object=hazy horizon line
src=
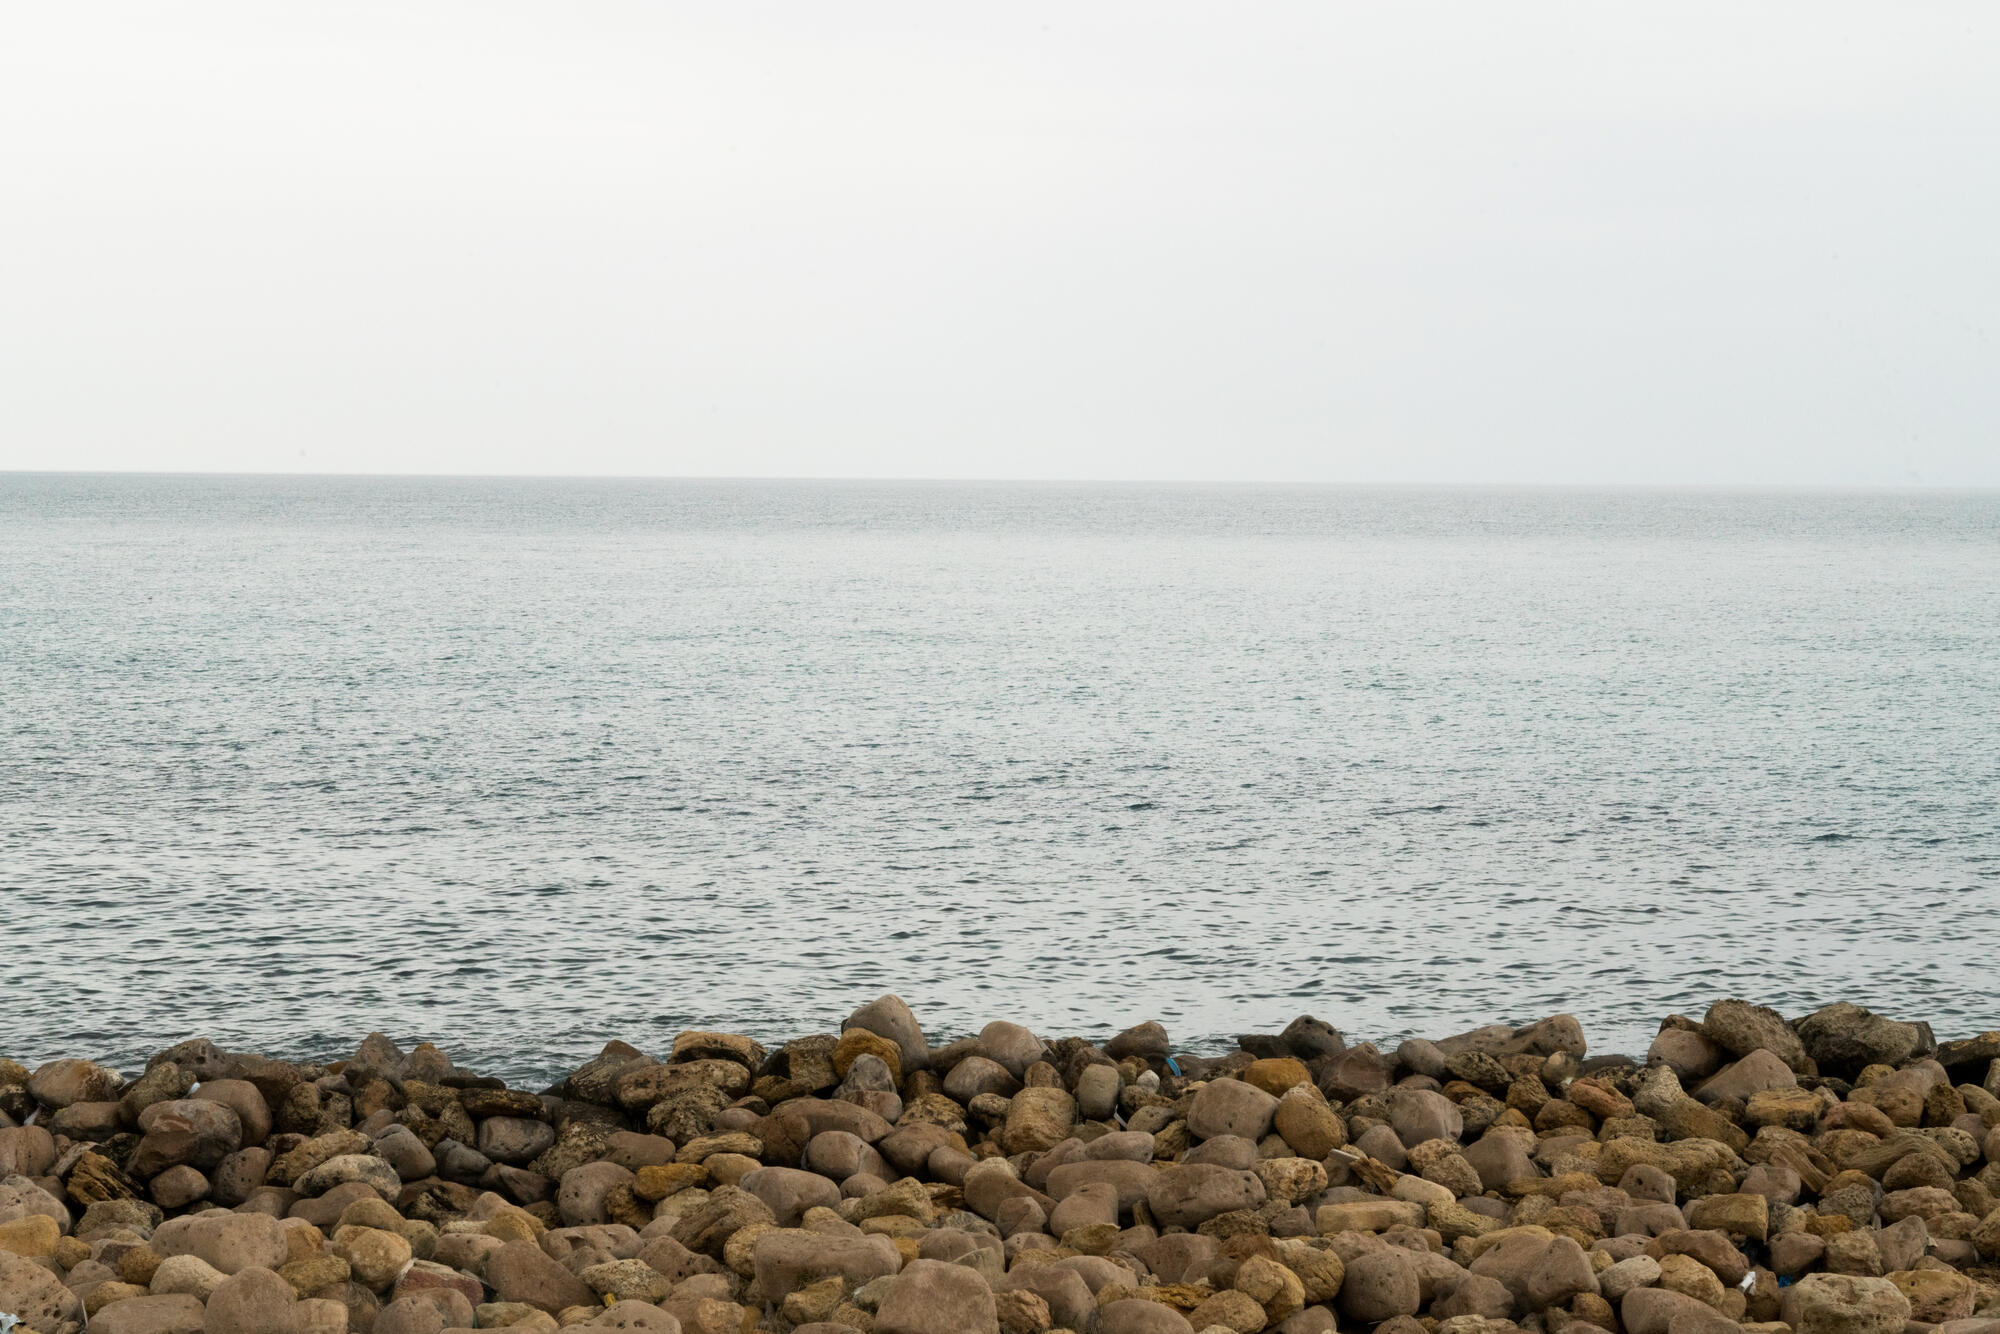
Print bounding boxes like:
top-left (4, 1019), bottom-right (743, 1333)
top-left (7, 468), bottom-right (1996, 494)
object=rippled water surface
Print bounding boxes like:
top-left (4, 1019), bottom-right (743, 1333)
top-left (2, 475), bottom-right (1997, 1082)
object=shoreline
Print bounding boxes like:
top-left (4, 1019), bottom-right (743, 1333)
top-left (4, 995), bottom-right (1999, 1334)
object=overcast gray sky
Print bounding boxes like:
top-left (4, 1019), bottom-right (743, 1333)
top-left (4, 3), bottom-right (1996, 484)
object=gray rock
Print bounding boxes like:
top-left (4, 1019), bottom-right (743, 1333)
top-left (1796, 1003), bottom-right (1928, 1075)
top-left (1699, 999), bottom-right (1809, 1073)
top-left (0, 1248), bottom-right (87, 1332)
top-left (477, 1116), bottom-right (556, 1166)
top-left (130, 1098), bottom-right (244, 1177)
top-left (1186, 1079), bottom-right (1279, 1142)
top-left (874, 1257), bottom-right (998, 1334)
top-left (1338, 1248), bottom-right (1420, 1322)
top-left (294, 1153), bottom-right (401, 1200)
top-left (751, 1228), bottom-right (901, 1303)
top-left (1144, 1162), bottom-right (1265, 1229)
top-left (1386, 1086), bottom-right (1463, 1147)
top-left (740, 1165), bottom-right (840, 1225)
top-left (976, 1022), bottom-right (1044, 1079)
top-left (1279, 1015), bottom-right (1345, 1060)
top-left (943, 1057), bottom-right (1020, 1103)
top-left (845, 995), bottom-right (930, 1074)
top-left (1075, 1064), bottom-right (1120, 1121)
top-left (1104, 1022), bottom-right (1170, 1064)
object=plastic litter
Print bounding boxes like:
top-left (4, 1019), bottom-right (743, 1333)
top-left (1739, 1272), bottom-right (1757, 1292)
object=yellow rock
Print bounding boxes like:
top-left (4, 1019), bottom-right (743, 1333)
top-left (85, 1281), bottom-right (152, 1316)
top-left (634, 1162), bottom-right (710, 1201)
top-left (1243, 1058), bottom-right (1311, 1096)
top-left (832, 1029), bottom-right (903, 1083)
top-left (675, 1132), bottom-right (764, 1164)
top-left (483, 1207), bottom-right (545, 1242)
top-left (0, 1214), bottom-right (61, 1258)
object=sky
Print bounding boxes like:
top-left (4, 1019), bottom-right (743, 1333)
top-left (3, 3), bottom-right (1996, 485)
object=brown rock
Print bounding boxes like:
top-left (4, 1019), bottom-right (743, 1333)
top-left (994, 1287), bottom-right (1053, 1334)
top-left (1797, 1004), bottom-right (1928, 1076)
top-left (751, 1228), bottom-right (901, 1302)
top-left (1313, 1046), bottom-right (1393, 1101)
top-left (1781, 1273), bottom-right (1913, 1334)
top-left (845, 994), bottom-right (930, 1074)
top-left (331, 1224), bottom-right (413, 1290)
top-left (1620, 1287), bottom-right (1739, 1334)
top-left (26, 1057), bottom-right (123, 1108)
top-left (1096, 1297), bottom-right (1196, 1333)
top-left (995, 1265), bottom-right (1095, 1328)
top-left (151, 1211), bottom-right (290, 1275)
top-left (205, 1265), bottom-right (301, 1334)
top-left (1273, 1086), bottom-right (1344, 1159)
top-left (0, 1247), bottom-right (87, 1331)
top-left (1686, 1193), bottom-right (1769, 1241)
top-left (1235, 1251), bottom-right (1306, 1323)
top-left (0, 1126), bottom-right (58, 1179)
top-left (1338, 1247), bottom-right (1420, 1322)
top-left (1187, 1079), bottom-right (1280, 1142)
top-left (1001, 1087), bottom-right (1076, 1154)
top-left (89, 1294), bottom-right (208, 1334)
top-left (1700, 1000), bottom-right (1810, 1073)
top-left (1887, 1267), bottom-right (1976, 1323)
top-left (1186, 1287), bottom-right (1267, 1332)
top-left (875, 1257), bottom-right (998, 1334)
top-left (833, 1028), bottom-right (904, 1084)
top-left (1148, 1163), bottom-right (1266, 1229)
top-left (486, 1238), bottom-right (597, 1313)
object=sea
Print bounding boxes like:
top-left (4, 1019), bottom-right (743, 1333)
top-left (2, 474), bottom-right (1996, 1084)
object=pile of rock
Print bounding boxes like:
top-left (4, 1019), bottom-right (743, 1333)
top-left (5, 996), bottom-right (2000, 1334)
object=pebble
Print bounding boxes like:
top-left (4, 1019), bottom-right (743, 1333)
top-left (2, 997), bottom-right (2000, 1333)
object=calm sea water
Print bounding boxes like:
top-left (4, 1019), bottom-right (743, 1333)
top-left (2, 474), bottom-right (1996, 1083)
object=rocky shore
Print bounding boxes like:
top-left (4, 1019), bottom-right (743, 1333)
top-left (4, 999), bottom-right (2000, 1334)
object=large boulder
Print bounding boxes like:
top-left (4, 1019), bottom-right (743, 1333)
top-left (151, 1211), bottom-right (290, 1275)
top-left (976, 1023), bottom-right (1044, 1080)
top-left (0, 1127), bottom-right (57, 1179)
top-left (994, 1265), bottom-right (1095, 1330)
top-left (90, 1294), bottom-right (208, 1334)
top-left (0, 1177), bottom-right (69, 1233)
top-left (1000, 1088), bottom-right (1075, 1154)
top-left (845, 995), bottom-right (929, 1074)
top-left (739, 1166), bottom-right (841, 1226)
top-left (751, 1229), bottom-right (900, 1303)
top-left (25, 1058), bottom-right (123, 1108)
top-left (130, 1099), bottom-right (245, 1177)
top-left (1386, 1086), bottom-right (1463, 1147)
top-left (293, 1154), bottom-right (400, 1200)
top-left (1691, 1049), bottom-right (1796, 1106)
top-left (1186, 1078), bottom-right (1279, 1142)
top-left (1145, 1163), bottom-right (1265, 1230)
top-left (1796, 1004), bottom-right (1929, 1075)
top-left (487, 1238), bottom-right (598, 1313)
top-left (1783, 1274), bottom-right (1914, 1334)
top-left (873, 1258), bottom-right (998, 1334)
top-left (1699, 1000), bottom-right (1809, 1073)
top-left (205, 1265), bottom-right (301, 1334)
top-left (1338, 1248), bottom-right (1420, 1323)
top-left (0, 1247), bottom-right (87, 1332)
